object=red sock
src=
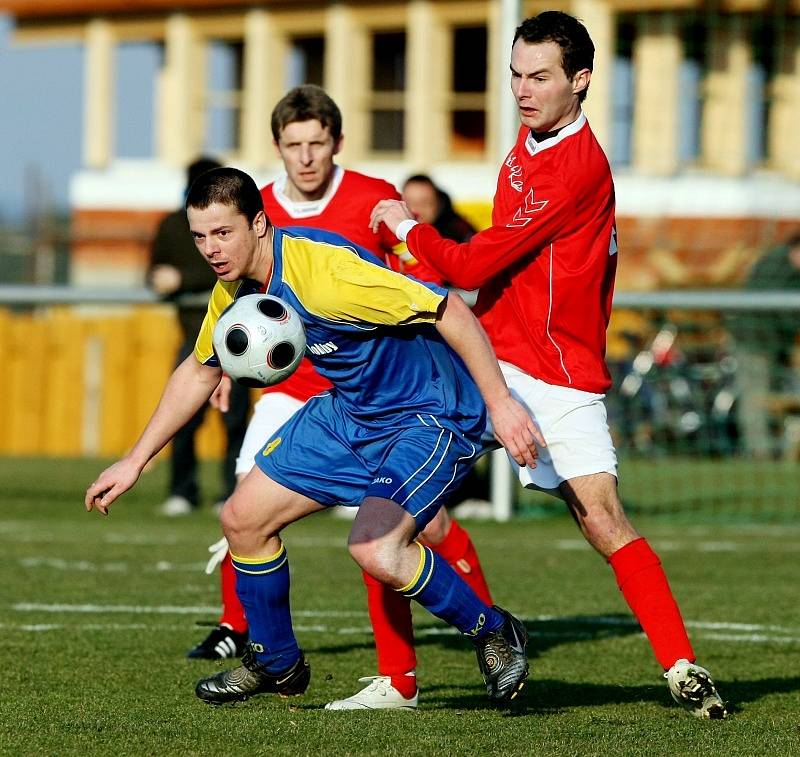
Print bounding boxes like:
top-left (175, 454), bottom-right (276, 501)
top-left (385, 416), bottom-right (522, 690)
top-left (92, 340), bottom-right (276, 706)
top-left (429, 519), bottom-right (493, 606)
top-left (389, 672), bottom-right (418, 700)
top-left (609, 537), bottom-right (695, 669)
top-left (219, 551), bottom-right (248, 633)
top-left (362, 570), bottom-right (417, 691)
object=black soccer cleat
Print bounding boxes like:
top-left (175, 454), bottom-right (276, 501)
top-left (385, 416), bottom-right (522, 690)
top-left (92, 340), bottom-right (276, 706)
top-left (473, 606), bottom-right (529, 704)
top-left (195, 644), bottom-right (311, 704)
top-left (186, 625), bottom-right (248, 660)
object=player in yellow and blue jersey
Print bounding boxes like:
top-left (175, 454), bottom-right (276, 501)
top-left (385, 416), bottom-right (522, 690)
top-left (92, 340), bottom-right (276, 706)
top-left (85, 167), bottom-right (543, 707)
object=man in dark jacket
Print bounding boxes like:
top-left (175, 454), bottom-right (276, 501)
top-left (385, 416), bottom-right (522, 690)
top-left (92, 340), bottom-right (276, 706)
top-left (148, 157), bottom-right (250, 515)
top-left (728, 234), bottom-right (800, 458)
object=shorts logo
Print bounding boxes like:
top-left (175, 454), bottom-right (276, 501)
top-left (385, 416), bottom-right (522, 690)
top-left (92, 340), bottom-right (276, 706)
top-left (262, 437), bottom-right (282, 456)
top-left (372, 476), bottom-right (393, 485)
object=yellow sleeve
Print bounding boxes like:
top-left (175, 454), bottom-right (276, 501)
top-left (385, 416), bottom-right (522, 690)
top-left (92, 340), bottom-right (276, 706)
top-left (193, 281), bottom-right (240, 364)
top-left (282, 237), bottom-right (444, 326)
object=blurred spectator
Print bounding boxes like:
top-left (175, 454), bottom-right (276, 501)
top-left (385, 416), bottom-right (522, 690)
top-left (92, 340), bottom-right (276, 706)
top-left (402, 174), bottom-right (476, 244)
top-left (729, 233), bottom-right (800, 459)
top-left (402, 174), bottom-right (490, 511)
top-left (147, 157), bottom-right (251, 515)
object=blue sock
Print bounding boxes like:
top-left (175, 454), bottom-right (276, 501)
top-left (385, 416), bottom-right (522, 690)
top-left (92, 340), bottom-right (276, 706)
top-left (231, 543), bottom-right (300, 672)
top-left (398, 543), bottom-right (502, 639)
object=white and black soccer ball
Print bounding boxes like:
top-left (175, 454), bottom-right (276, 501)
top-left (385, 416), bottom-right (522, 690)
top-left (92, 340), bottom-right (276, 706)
top-left (212, 294), bottom-right (306, 388)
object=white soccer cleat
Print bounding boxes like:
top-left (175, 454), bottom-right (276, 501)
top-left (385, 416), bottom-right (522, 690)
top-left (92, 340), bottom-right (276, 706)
top-left (324, 676), bottom-right (418, 710)
top-left (665, 659), bottom-right (728, 719)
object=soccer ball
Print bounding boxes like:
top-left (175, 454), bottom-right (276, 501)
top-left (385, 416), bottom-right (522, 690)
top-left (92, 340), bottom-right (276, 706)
top-left (212, 294), bottom-right (306, 388)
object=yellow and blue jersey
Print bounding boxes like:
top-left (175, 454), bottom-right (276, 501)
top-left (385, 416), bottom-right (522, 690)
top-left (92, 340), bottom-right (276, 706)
top-left (195, 225), bottom-right (485, 438)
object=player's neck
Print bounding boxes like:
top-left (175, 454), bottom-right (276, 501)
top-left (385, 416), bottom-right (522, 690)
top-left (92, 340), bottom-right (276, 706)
top-left (283, 174), bottom-right (336, 203)
top-left (530, 107), bottom-right (583, 141)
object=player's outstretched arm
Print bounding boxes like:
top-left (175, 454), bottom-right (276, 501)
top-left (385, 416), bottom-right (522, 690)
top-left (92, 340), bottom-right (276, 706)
top-left (84, 354), bottom-right (222, 515)
top-left (434, 293), bottom-right (544, 468)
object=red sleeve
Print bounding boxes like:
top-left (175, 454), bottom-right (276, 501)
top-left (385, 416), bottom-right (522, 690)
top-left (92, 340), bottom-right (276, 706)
top-left (405, 175), bottom-right (575, 291)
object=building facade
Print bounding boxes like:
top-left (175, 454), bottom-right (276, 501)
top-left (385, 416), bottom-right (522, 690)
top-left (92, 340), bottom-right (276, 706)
top-left (3, 0), bottom-right (800, 289)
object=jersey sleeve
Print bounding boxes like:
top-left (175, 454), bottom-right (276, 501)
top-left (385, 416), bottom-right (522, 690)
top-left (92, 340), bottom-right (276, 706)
top-left (405, 173), bottom-right (576, 291)
top-left (293, 250), bottom-right (446, 327)
top-left (193, 281), bottom-right (237, 365)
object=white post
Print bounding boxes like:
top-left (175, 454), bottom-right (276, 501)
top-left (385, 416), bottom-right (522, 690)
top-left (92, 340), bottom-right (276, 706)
top-left (497, 0), bottom-right (521, 160)
top-left (489, 447), bottom-right (514, 522)
top-left (488, 0), bottom-right (520, 521)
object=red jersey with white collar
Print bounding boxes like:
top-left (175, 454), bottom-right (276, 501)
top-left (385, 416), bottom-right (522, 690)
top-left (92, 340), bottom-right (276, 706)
top-left (261, 167), bottom-right (440, 401)
top-left (406, 114), bottom-right (617, 393)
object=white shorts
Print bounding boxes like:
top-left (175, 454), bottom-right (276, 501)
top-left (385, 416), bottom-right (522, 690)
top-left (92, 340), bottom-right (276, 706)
top-left (235, 392), bottom-right (306, 476)
top-left (491, 361), bottom-right (618, 492)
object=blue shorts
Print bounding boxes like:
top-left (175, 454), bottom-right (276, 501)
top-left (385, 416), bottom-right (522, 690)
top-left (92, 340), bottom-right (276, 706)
top-left (255, 393), bottom-right (479, 531)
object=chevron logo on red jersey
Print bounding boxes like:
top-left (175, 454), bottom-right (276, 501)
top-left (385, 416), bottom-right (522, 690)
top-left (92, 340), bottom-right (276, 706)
top-left (507, 188), bottom-right (549, 228)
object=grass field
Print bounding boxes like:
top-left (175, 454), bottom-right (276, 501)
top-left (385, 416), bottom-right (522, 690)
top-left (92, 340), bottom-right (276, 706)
top-left (1, 457), bottom-right (799, 756)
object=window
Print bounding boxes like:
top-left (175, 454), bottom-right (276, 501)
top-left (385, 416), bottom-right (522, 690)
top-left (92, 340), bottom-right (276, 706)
top-left (204, 40), bottom-right (243, 154)
top-left (286, 35), bottom-right (325, 89)
top-left (611, 17), bottom-right (635, 167)
top-left (450, 25), bottom-right (487, 157)
top-left (678, 13), bottom-right (706, 165)
top-left (747, 16), bottom-right (775, 167)
top-left (115, 42), bottom-right (159, 157)
top-left (369, 31), bottom-right (405, 152)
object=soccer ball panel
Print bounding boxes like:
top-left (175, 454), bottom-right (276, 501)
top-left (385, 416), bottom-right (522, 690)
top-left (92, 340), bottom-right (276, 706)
top-left (212, 294), bottom-right (306, 387)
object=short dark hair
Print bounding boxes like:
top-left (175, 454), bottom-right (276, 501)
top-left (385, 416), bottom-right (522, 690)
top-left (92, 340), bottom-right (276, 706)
top-left (271, 84), bottom-right (343, 142)
top-left (185, 167), bottom-right (265, 225)
top-left (403, 174), bottom-right (437, 191)
top-left (513, 11), bottom-right (594, 101)
top-left (186, 156), bottom-right (222, 190)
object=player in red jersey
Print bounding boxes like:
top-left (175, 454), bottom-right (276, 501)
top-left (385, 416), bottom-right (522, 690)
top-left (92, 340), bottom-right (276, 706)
top-left (370, 11), bottom-right (728, 720)
top-left (189, 85), bottom-right (494, 711)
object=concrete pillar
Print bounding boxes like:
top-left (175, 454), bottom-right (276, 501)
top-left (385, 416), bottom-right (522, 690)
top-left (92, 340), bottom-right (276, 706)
top-left (158, 13), bottom-right (204, 166)
top-left (631, 14), bottom-right (682, 175)
top-left (769, 27), bottom-right (800, 179)
top-left (83, 18), bottom-right (115, 168)
top-left (241, 9), bottom-right (285, 167)
top-left (571, 0), bottom-right (613, 153)
top-left (406, 1), bottom-right (448, 168)
top-left (701, 18), bottom-right (750, 176)
top-left (324, 3), bottom-right (368, 160)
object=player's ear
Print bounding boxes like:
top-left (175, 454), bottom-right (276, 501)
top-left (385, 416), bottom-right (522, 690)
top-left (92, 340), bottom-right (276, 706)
top-left (333, 133), bottom-right (344, 156)
top-left (573, 68), bottom-right (591, 97)
top-left (253, 210), bottom-right (269, 237)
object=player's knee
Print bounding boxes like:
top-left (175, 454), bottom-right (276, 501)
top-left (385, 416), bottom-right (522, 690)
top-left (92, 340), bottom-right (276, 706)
top-left (419, 510), bottom-right (449, 545)
top-left (348, 535), bottom-right (398, 584)
top-left (219, 494), bottom-right (269, 541)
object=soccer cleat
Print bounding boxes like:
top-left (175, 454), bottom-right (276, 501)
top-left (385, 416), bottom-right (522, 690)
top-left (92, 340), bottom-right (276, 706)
top-left (665, 659), bottom-right (728, 719)
top-left (324, 676), bottom-right (418, 711)
top-left (186, 624), bottom-right (248, 660)
top-left (195, 644), bottom-right (310, 704)
top-left (473, 606), bottom-right (529, 704)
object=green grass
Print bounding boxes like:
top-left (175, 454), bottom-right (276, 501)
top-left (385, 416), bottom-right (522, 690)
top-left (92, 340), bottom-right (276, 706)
top-left (1, 457), bottom-right (799, 755)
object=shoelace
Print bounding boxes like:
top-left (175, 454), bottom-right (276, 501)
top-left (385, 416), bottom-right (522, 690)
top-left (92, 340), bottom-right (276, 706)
top-left (359, 676), bottom-right (393, 696)
top-left (484, 629), bottom-right (516, 666)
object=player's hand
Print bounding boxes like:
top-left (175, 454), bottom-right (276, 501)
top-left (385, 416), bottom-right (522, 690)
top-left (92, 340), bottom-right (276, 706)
top-left (369, 199), bottom-right (415, 236)
top-left (487, 394), bottom-right (545, 468)
top-left (84, 459), bottom-right (142, 516)
top-left (210, 374), bottom-right (233, 412)
top-left (150, 264), bottom-right (182, 296)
